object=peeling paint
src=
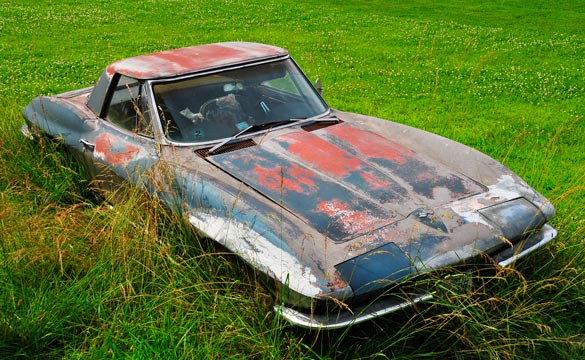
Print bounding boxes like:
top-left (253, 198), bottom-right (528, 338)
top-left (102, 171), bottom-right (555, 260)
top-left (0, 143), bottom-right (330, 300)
top-left (448, 174), bottom-right (536, 226)
top-left (22, 42), bottom-right (558, 329)
top-left (323, 122), bottom-right (412, 165)
top-left (107, 42), bottom-right (288, 79)
top-left (321, 123), bottom-right (485, 203)
top-left (210, 145), bottom-right (397, 242)
top-left (188, 213), bottom-right (323, 297)
top-left (279, 131), bottom-right (363, 177)
top-left (316, 198), bottom-right (383, 235)
top-left (93, 133), bottom-right (142, 166)
top-left (254, 162), bottom-right (317, 194)
top-left (275, 130), bottom-right (407, 202)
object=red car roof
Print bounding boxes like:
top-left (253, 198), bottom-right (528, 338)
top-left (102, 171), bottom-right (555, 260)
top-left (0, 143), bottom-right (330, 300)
top-left (106, 42), bottom-right (288, 79)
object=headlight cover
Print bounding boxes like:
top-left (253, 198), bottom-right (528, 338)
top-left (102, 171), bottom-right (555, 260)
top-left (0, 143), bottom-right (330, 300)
top-left (479, 197), bottom-right (547, 243)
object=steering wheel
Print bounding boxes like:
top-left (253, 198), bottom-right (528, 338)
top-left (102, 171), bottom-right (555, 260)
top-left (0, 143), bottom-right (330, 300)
top-left (199, 97), bottom-right (219, 119)
top-left (199, 94), bottom-right (251, 121)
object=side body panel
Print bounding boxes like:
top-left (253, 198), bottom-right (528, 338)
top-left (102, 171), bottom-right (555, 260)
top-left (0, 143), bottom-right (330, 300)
top-left (23, 87), bottom-right (159, 190)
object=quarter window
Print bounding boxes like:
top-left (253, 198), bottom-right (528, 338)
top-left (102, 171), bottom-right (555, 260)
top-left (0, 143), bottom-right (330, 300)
top-left (106, 75), bottom-right (154, 137)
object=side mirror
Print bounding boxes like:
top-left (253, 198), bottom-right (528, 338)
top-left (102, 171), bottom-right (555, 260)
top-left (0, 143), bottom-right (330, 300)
top-left (314, 77), bottom-right (323, 96)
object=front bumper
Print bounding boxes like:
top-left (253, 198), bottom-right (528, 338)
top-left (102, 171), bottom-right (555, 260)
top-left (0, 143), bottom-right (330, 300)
top-left (276, 223), bottom-right (557, 329)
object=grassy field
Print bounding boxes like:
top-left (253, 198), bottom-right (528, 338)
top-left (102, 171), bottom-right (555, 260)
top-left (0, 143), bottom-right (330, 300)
top-left (1, 0), bottom-right (583, 358)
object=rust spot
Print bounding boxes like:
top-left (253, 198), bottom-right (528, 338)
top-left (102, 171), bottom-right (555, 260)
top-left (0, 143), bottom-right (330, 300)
top-left (327, 271), bottom-right (349, 290)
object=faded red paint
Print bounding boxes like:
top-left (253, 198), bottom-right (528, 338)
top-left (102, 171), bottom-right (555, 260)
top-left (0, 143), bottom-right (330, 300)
top-left (324, 123), bottom-right (413, 165)
top-left (415, 172), bottom-right (436, 182)
top-left (254, 162), bottom-right (316, 194)
top-left (106, 42), bottom-right (287, 79)
top-left (94, 133), bottom-right (140, 165)
top-left (276, 130), bottom-right (407, 199)
top-left (317, 199), bottom-right (384, 235)
top-left (359, 170), bottom-right (393, 190)
top-left (279, 131), bottom-right (362, 177)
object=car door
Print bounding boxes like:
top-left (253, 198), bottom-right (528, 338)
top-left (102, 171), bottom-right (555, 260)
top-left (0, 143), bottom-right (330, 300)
top-left (78, 75), bottom-right (160, 192)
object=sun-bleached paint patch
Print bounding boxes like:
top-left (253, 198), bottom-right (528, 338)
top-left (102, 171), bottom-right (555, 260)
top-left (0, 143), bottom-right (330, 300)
top-left (448, 174), bottom-right (528, 226)
top-left (188, 213), bottom-right (323, 297)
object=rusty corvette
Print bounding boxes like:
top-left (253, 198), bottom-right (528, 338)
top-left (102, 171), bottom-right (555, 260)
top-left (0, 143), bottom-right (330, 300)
top-left (22, 42), bottom-right (557, 329)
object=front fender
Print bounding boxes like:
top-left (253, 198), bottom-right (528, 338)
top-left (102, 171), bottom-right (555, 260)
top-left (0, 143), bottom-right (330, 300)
top-left (154, 165), bottom-right (352, 303)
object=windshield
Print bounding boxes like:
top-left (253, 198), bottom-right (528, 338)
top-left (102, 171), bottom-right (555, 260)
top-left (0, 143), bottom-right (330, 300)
top-left (152, 58), bottom-right (329, 143)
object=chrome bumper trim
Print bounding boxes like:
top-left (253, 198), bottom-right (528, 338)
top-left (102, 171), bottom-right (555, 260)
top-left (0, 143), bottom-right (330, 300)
top-left (276, 223), bottom-right (557, 329)
top-left (496, 223), bottom-right (557, 267)
top-left (275, 293), bottom-right (432, 330)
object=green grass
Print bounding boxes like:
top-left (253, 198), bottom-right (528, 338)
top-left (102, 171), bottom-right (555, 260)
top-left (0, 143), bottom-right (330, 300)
top-left (1, 0), bottom-right (583, 358)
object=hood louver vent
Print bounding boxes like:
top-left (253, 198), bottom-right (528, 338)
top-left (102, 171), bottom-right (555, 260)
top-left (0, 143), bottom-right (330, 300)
top-left (196, 139), bottom-right (257, 158)
top-left (302, 119), bottom-right (343, 132)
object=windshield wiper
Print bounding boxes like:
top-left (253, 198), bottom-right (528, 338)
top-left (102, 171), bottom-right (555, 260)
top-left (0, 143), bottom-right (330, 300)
top-left (207, 120), bottom-right (292, 155)
top-left (207, 116), bottom-right (338, 155)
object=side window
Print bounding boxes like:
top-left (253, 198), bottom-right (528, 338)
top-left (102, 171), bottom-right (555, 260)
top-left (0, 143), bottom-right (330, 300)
top-left (106, 75), bottom-right (154, 137)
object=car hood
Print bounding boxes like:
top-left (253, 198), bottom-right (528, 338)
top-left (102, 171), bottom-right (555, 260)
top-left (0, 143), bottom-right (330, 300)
top-left (208, 122), bottom-right (487, 243)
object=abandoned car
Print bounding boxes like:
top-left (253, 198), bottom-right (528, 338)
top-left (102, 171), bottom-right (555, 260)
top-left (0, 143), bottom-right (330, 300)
top-left (22, 42), bottom-right (557, 329)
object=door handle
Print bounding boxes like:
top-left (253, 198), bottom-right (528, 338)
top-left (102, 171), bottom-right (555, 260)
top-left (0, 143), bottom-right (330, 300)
top-left (80, 139), bottom-right (95, 152)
